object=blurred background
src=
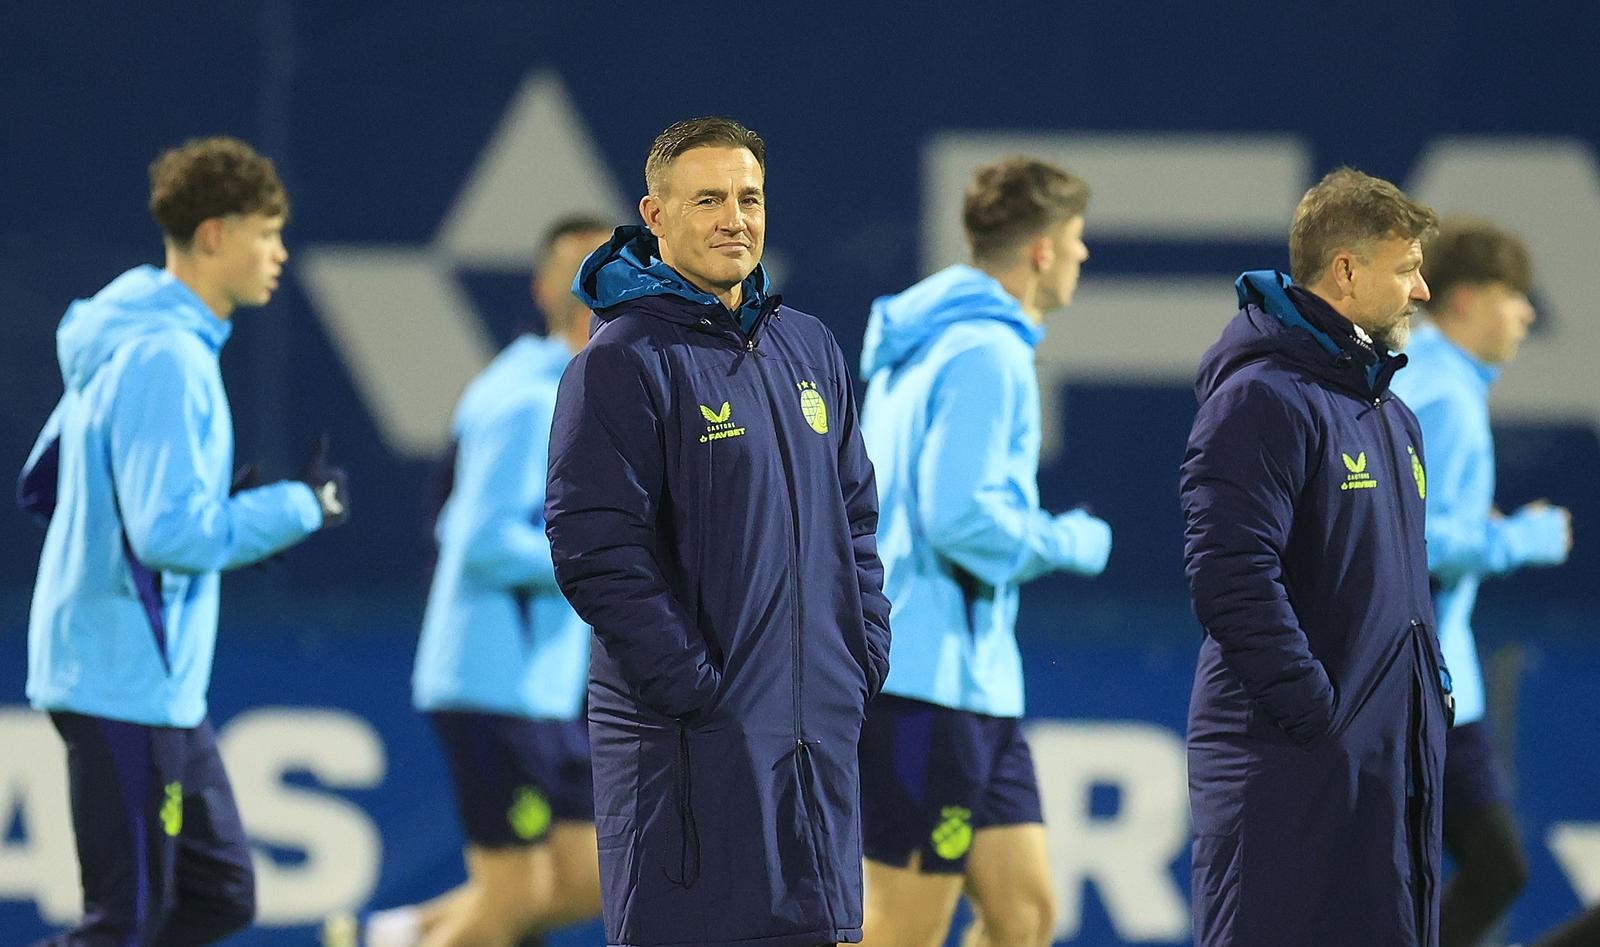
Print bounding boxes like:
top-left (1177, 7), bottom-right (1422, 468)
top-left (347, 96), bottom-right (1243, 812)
top-left (2, 3), bottom-right (1597, 944)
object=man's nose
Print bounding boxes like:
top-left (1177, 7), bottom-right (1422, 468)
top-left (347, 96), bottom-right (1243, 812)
top-left (718, 202), bottom-right (746, 230)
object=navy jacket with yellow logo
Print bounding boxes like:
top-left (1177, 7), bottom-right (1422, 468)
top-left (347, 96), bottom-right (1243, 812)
top-left (1181, 271), bottom-right (1448, 947)
top-left (546, 227), bottom-right (891, 947)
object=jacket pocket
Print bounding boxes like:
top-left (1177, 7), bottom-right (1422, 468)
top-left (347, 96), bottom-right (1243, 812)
top-left (1245, 701), bottom-right (1324, 750)
top-left (662, 722), bottom-right (701, 888)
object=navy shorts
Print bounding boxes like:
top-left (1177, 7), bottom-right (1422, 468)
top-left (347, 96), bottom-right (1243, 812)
top-left (428, 711), bottom-right (594, 848)
top-left (45, 712), bottom-right (255, 946)
top-left (1444, 720), bottom-right (1511, 815)
top-left (858, 694), bottom-right (1042, 874)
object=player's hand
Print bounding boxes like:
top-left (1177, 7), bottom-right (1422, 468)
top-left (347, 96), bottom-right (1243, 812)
top-left (299, 434), bottom-right (350, 529)
top-left (1504, 499), bottom-right (1569, 566)
top-left (1520, 500), bottom-right (1573, 556)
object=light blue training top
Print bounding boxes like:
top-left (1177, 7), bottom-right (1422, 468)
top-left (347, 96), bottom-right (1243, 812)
top-left (860, 265), bottom-right (1112, 718)
top-left (25, 265), bottom-right (323, 727)
top-left (1390, 321), bottom-right (1568, 725)
top-left (412, 333), bottom-right (590, 720)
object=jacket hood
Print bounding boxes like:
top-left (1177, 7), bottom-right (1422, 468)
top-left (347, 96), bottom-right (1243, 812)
top-left (571, 225), bottom-right (772, 328)
top-left (57, 265), bottom-right (229, 390)
top-left (1195, 270), bottom-right (1398, 405)
top-left (860, 265), bottom-right (1042, 378)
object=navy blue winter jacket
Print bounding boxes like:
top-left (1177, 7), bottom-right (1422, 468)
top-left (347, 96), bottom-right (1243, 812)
top-left (545, 227), bottom-right (892, 947)
top-left (1181, 272), bottom-right (1448, 947)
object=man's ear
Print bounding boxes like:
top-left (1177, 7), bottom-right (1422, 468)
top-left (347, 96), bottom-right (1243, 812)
top-left (639, 194), bottom-right (664, 237)
top-left (191, 217), bottom-right (226, 256)
top-left (1027, 232), bottom-right (1055, 273)
top-left (1328, 250), bottom-right (1359, 297)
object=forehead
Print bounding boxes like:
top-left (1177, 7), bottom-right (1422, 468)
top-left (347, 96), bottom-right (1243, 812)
top-left (551, 229), bottom-right (611, 253)
top-left (228, 212), bottom-right (287, 231)
top-left (1050, 214), bottom-right (1086, 240)
top-left (1370, 234), bottom-right (1423, 264)
top-left (662, 146), bottom-right (763, 190)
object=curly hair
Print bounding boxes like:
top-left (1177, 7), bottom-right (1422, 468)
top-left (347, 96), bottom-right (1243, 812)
top-left (1423, 217), bottom-right (1533, 304)
top-left (149, 137), bottom-right (287, 247)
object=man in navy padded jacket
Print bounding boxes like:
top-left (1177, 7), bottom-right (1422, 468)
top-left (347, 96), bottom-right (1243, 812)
top-left (545, 116), bottom-right (892, 947)
top-left (1181, 168), bottom-right (1448, 947)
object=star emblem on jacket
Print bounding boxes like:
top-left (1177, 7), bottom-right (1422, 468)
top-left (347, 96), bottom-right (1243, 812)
top-left (797, 381), bottom-right (828, 435)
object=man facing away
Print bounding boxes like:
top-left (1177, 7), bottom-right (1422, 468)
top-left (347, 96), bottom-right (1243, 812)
top-left (336, 218), bottom-right (612, 947)
top-left (1388, 218), bottom-right (1595, 947)
top-left (17, 136), bottom-right (349, 947)
top-left (1181, 167), bottom-right (1447, 946)
top-left (544, 117), bottom-right (892, 947)
top-left (855, 157), bottom-right (1112, 947)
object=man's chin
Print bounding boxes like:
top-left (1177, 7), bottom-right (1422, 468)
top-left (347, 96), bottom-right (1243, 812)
top-left (712, 264), bottom-right (759, 290)
top-left (1377, 323), bottom-right (1412, 353)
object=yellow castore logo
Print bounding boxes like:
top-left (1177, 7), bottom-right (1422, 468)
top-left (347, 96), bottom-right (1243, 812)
top-left (1408, 444), bottom-right (1426, 499)
top-left (1340, 449), bottom-right (1377, 492)
top-left (698, 399), bottom-right (745, 443)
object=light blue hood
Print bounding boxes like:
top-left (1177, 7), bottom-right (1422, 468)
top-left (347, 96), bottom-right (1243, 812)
top-left (57, 265), bottom-right (229, 391)
top-left (860, 265), bottom-right (1042, 379)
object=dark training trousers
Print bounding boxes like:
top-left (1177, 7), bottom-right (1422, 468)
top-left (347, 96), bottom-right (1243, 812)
top-left (30, 713), bottom-right (255, 947)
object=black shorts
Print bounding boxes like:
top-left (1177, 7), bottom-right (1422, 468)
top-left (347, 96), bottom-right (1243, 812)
top-left (1443, 720), bottom-right (1511, 815)
top-left (428, 711), bottom-right (594, 848)
top-left (858, 694), bottom-right (1043, 874)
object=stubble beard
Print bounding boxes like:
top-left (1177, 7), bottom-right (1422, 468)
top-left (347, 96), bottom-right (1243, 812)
top-left (1374, 306), bottom-right (1416, 353)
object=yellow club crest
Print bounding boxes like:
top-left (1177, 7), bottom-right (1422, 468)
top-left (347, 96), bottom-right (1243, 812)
top-left (797, 381), bottom-right (828, 435)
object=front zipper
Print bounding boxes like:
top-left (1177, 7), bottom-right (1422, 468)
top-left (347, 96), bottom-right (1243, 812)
top-left (1373, 395), bottom-right (1428, 621)
top-left (747, 346), bottom-right (807, 742)
top-left (743, 314), bottom-right (840, 928)
top-left (1375, 392), bottom-right (1440, 947)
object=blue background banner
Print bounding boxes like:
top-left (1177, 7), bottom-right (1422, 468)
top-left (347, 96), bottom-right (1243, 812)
top-left (3, 2), bottom-right (1597, 944)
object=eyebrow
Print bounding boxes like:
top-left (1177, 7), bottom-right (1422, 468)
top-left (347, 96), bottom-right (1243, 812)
top-left (690, 186), bottom-right (764, 199)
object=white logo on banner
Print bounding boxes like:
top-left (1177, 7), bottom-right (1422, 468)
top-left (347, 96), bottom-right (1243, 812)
top-left (923, 134), bottom-right (1600, 465)
top-left (219, 709), bottom-right (386, 923)
top-left (297, 71), bottom-right (629, 458)
top-left (1026, 719), bottom-right (1191, 942)
top-left (1548, 821), bottom-right (1600, 906)
top-left (0, 707), bottom-right (384, 928)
